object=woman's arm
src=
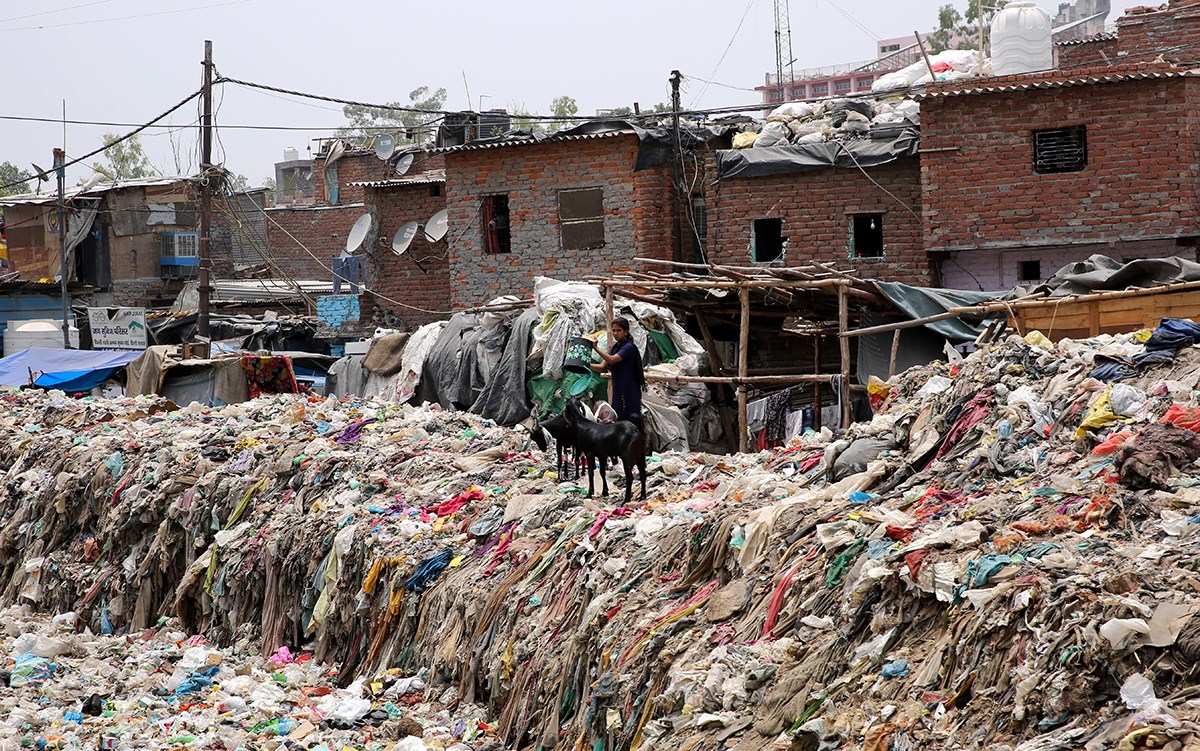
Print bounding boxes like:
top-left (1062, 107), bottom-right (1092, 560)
top-left (592, 340), bottom-right (623, 366)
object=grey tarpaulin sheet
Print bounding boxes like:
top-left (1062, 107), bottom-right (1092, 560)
top-left (1032, 254), bottom-right (1200, 297)
top-left (471, 308), bottom-right (539, 426)
top-left (420, 313), bottom-right (479, 410)
top-left (715, 127), bottom-right (920, 179)
top-left (856, 309), bottom-right (950, 384)
top-left (875, 281), bottom-right (1002, 342)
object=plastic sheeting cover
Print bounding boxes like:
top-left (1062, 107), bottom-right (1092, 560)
top-left (715, 127), bottom-right (920, 180)
top-left (0, 348), bottom-right (139, 388)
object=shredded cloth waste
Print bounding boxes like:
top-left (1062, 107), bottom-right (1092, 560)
top-left (5, 322), bottom-right (1200, 750)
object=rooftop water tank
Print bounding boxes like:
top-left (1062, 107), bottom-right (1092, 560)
top-left (991, 1), bottom-right (1054, 76)
top-left (3, 319), bottom-right (80, 357)
top-left (283, 147), bottom-right (299, 162)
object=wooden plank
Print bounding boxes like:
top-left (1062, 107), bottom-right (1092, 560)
top-left (813, 334), bottom-right (823, 431)
top-left (838, 287), bottom-right (851, 429)
top-left (738, 287), bottom-right (750, 453)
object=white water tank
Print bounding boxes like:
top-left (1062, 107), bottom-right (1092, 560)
top-left (283, 147), bottom-right (299, 162)
top-left (3, 319), bottom-right (80, 357)
top-left (991, 1), bottom-right (1054, 76)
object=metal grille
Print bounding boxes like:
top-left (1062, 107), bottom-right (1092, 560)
top-left (1034, 126), bottom-right (1087, 174)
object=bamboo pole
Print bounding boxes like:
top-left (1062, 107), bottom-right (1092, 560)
top-left (694, 309), bottom-right (739, 454)
top-left (838, 286), bottom-right (851, 429)
top-left (646, 373), bottom-right (849, 385)
top-left (738, 287), bottom-right (750, 453)
top-left (812, 334), bottom-right (822, 431)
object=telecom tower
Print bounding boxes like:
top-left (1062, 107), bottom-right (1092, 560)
top-left (774, 0), bottom-right (795, 92)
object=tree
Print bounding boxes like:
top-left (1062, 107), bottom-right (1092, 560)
top-left (928, 1), bottom-right (997, 55)
top-left (508, 101), bottom-right (545, 136)
top-left (547, 95), bottom-right (578, 133)
top-left (0, 161), bottom-right (33, 196)
top-left (260, 176), bottom-right (276, 191)
top-left (92, 133), bottom-right (158, 181)
top-left (337, 86), bottom-right (448, 145)
top-left (602, 102), bottom-right (674, 119)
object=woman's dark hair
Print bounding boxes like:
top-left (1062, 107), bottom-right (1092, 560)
top-left (611, 316), bottom-right (631, 332)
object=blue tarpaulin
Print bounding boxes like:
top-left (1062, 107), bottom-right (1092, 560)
top-left (0, 348), bottom-right (139, 391)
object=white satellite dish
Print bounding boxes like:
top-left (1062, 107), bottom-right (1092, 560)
top-left (394, 153), bottom-right (414, 176)
top-left (424, 209), bottom-right (448, 242)
top-left (346, 213), bottom-right (373, 254)
top-left (375, 133), bottom-right (396, 161)
top-left (325, 139), bottom-right (346, 166)
top-left (392, 221), bottom-right (419, 256)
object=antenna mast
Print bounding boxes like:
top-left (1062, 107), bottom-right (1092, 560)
top-left (774, 0), bottom-right (794, 95)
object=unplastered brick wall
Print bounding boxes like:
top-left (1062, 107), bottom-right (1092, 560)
top-left (706, 157), bottom-right (932, 285)
top-left (444, 135), bottom-right (676, 308)
top-left (920, 75), bottom-right (1200, 255)
top-left (314, 150), bottom-right (446, 206)
top-left (1058, 2), bottom-right (1200, 68)
top-left (263, 205), bottom-right (365, 281)
top-left (316, 294), bottom-right (361, 328)
top-left (364, 183), bottom-right (450, 328)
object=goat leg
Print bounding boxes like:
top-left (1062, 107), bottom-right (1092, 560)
top-left (586, 454), bottom-right (595, 498)
top-left (600, 455), bottom-right (610, 497)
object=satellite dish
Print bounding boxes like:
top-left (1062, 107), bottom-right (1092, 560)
top-left (325, 139), bottom-right (345, 166)
top-left (394, 153), bottom-right (414, 176)
top-left (424, 209), bottom-right (448, 242)
top-left (392, 221), bottom-right (419, 256)
top-left (30, 163), bottom-right (50, 180)
top-left (346, 213), bottom-right (373, 254)
top-left (375, 134), bottom-right (396, 161)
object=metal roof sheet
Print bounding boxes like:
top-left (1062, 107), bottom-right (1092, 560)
top-left (919, 66), bottom-right (1197, 99)
top-left (430, 129), bottom-right (632, 155)
top-left (0, 176), bottom-right (194, 206)
top-left (348, 169), bottom-right (446, 189)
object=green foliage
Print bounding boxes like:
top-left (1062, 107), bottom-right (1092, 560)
top-left (91, 133), bottom-right (158, 181)
top-left (928, 0), bottom-right (996, 54)
top-left (337, 86), bottom-right (448, 145)
top-left (0, 161), bottom-right (33, 196)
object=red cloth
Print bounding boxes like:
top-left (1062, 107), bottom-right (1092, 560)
top-left (424, 488), bottom-right (484, 517)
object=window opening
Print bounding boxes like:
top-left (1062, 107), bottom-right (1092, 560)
top-left (482, 194), bottom-right (511, 254)
top-left (752, 218), bottom-right (784, 263)
top-left (851, 214), bottom-right (884, 258)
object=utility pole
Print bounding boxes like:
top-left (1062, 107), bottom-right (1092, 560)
top-left (198, 40), bottom-right (213, 341)
top-left (669, 70), bottom-right (683, 263)
top-left (54, 148), bottom-right (70, 348)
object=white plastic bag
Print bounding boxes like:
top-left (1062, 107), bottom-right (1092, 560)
top-left (754, 122), bottom-right (790, 148)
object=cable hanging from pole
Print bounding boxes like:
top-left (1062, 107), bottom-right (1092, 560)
top-left (0, 87), bottom-right (205, 194)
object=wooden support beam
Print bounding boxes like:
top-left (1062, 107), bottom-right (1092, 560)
top-left (694, 309), bottom-right (739, 454)
top-left (838, 286), bottom-right (851, 429)
top-left (738, 287), bottom-right (750, 453)
top-left (813, 334), bottom-right (822, 431)
top-left (646, 373), bottom-right (852, 385)
top-left (888, 329), bottom-right (902, 380)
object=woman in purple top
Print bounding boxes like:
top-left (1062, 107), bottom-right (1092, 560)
top-left (591, 317), bottom-right (644, 428)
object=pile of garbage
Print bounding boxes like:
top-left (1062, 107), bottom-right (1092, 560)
top-left (735, 96), bottom-right (922, 150)
top-left (0, 608), bottom-right (479, 750)
top-left (5, 321), bottom-right (1200, 750)
top-left (733, 50), bottom-right (987, 150)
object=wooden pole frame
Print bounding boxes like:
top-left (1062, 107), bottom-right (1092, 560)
top-left (737, 287), bottom-right (750, 453)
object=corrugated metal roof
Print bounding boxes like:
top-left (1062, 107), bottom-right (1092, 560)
top-left (0, 176), bottom-right (194, 206)
top-left (1055, 30), bottom-right (1118, 46)
top-left (430, 129), bottom-right (632, 155)
top-left (349, 169), bottom-right (446, 189)
top-left (919, 66), bottom-right (1197, 99)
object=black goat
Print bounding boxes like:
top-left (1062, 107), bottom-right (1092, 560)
top-left (564, 397), bottom-right (647, 505)
top-left (532, 410), bottom-right (582, 479)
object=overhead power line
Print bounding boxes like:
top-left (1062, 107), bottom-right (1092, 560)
top-left (0, 0), bottom-right (253, 31)
top-left (0, 114), bottom-right (444, 132)
top-left (0, 0), bottom-right (117, 24)
top-left (0, 88), bottom-right (204, 193)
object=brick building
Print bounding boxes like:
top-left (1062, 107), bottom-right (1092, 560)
top-left (919, 63), bottom-right (1200, 290)
top-left (353, 168), bottom-right (450, 328)
top-left (439, 130), bottom-right (682, 308)
top-left (0, 176), bottom-right (199, 307)
top-left (1058, 0), bottom-right (1200, 69)
top-left (706, 156), bottom-right (932, 285)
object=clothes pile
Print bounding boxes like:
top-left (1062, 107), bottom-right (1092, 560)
top-left (3, 320), bottom-right (1200, 750)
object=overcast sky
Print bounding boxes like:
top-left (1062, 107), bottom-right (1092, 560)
top-left (1, 0), bottom-right (1144, 188)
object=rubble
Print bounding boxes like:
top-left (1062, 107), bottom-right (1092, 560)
top-left (4, 321), bottom-right (1200, 750)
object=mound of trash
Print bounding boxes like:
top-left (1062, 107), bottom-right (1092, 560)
top-left (4, 322), bottom-right (1200, 751)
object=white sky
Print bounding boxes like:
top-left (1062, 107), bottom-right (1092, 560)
top-left (0, 0), bottom-right (1146, 187)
